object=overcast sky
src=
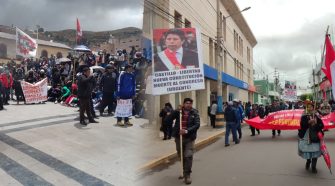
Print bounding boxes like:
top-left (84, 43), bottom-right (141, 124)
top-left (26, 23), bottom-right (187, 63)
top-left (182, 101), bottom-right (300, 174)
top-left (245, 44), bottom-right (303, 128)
top-left (0, 0), bottom-right (143, 31)
top-left (236, 0), bottom-right (335, 90)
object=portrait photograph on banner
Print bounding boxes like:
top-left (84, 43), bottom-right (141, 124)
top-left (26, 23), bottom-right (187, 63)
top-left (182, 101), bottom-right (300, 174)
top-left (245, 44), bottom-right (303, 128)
top-left (152, 28), bottom-right (205, 95)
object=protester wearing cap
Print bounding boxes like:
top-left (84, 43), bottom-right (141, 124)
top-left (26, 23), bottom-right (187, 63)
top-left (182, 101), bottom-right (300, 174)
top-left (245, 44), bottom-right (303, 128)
top-left (99, 64), bottom-right (118, 116)
top-left (224, 101), bottom-right (240, 147)
top-left (115, 64), bottom-right (136, 126)
top-left (77, 67), bottom-right (98, 125)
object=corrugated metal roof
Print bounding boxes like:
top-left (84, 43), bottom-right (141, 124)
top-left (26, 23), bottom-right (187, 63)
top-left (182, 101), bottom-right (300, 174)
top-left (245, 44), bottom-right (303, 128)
top-left (0, 32), bottom-right (71, 49)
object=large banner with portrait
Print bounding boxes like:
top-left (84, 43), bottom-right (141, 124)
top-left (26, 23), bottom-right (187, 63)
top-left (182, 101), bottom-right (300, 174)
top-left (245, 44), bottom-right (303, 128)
top-left (151, 28), bottom-right (205, 95)
top-left (282, 80), bottom-right (297, 101)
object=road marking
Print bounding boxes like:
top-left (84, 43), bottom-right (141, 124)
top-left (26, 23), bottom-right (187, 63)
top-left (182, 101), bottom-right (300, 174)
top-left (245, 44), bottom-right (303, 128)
top-left (0, 152), bottom-right (53, 186)
top-left (0, 133), bottom-right (113, 186)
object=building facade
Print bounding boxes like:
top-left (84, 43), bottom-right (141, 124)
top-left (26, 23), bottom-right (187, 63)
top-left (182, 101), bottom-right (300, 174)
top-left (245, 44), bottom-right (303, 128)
top-left (143, 0), bottom-right (257, 125)
top-left (0, 31), bottom-right (71, 64)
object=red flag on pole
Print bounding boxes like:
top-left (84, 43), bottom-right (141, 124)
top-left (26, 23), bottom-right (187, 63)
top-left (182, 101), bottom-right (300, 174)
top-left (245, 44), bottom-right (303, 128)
top-left (323, 35), bottom-right (335, 99)
top-left (76, 18), bottom-right (82, 44)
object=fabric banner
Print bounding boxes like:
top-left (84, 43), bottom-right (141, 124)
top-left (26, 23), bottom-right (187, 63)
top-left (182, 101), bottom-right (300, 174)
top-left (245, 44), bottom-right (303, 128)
top-left (151, 28), bottom-right (205, 95)
top-left (20, 78), bottom-right (48, 104)
top-left (16, 28), bottom-right (37, 58)
top-left (282, 80), bottom-right (297, 101)
top-left (115, 99), bottom-right (132, 117)
top-left (245, 109), bottom-right (335, 130)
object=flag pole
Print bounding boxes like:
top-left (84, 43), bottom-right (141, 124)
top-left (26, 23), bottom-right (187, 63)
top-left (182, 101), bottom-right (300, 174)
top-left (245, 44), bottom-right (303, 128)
top-left (179, 92), bottom-right (184, 179)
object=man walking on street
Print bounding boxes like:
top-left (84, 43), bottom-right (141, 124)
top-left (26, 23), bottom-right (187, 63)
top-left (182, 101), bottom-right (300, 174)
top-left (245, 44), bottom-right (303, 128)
top-left (224, 101), bottom-right (239, 146)
top-left (165, 98), bottom-right (200, 185)
top-left (233, 99), bottom-right (243, 139)
top-left (77, 67), bottom-right (98, 125)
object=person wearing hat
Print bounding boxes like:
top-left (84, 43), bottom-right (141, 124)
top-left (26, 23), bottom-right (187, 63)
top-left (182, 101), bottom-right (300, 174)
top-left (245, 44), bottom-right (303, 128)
top-left (224, 101), bottom-right (240, 146)
top-left (115, 64), bottom-right (136, 126)
top-left (99, 64), bottom-right (118, 116)
top-left (298, 101), bottom-right (324, 173)
top-left (77, 67), bottom-right (98, 125)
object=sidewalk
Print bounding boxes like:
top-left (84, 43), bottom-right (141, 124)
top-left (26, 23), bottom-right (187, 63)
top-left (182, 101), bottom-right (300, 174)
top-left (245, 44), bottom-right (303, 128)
top-left (137, 125), bottom-right (226, 173)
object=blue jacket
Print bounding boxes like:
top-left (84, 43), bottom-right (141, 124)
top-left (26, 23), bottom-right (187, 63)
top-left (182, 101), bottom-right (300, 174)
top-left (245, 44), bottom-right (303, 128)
top-left (116, 71), bottom-right (136, 99)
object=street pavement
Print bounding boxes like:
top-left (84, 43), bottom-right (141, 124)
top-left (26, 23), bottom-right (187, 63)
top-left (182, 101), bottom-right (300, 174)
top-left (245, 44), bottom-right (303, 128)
top-left (0, 101), bottom-right (226, 186)
top-left (0, 101), bottom-right (150, 186)
top-left (138, 127), bottom-right (335, 186)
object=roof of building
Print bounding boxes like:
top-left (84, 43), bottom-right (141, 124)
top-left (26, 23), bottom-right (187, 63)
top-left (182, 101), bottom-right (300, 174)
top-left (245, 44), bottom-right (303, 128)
top-left (0, 32), bottom-right (71, 49)
top-left (222, 0), bottom-right (257, 47)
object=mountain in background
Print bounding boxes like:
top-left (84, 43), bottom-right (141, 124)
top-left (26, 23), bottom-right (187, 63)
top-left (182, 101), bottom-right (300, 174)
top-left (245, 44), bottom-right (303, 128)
top-left (0, 25), bottom-right (142, 48)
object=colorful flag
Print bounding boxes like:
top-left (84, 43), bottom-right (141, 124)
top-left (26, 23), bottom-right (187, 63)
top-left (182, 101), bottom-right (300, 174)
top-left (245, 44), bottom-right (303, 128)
top-left (16, 28), bottom-right (37, 58)
top-left (76, 18), bottom-right (82, 44)
top-left (323, 34), bottom-right (335, 100)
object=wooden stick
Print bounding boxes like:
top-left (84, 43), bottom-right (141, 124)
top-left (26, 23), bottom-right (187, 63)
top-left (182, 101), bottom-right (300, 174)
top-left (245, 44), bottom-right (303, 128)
top-left (179, 92), bottom-right (184, 179)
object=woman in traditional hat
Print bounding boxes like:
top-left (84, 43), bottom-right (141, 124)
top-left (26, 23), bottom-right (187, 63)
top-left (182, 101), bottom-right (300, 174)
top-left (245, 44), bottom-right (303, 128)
top-left (298, 100), bottom-right (324, 173)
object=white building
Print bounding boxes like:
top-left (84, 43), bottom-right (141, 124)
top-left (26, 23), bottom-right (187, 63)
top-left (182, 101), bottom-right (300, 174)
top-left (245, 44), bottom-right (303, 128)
top-left (143, 0), bottom-right (257, 124)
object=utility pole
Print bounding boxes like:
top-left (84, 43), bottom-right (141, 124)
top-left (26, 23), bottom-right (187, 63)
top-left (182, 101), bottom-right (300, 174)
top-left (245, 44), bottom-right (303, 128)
top-left (216, 0), bottom-right (223, 112)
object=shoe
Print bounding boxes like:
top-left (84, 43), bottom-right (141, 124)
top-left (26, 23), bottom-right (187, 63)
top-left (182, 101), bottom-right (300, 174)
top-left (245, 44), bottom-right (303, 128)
top-left (225, 144), bottom-right (230, 147)
top-left (312, 168), bottom-right (317, 174)
top-left (305, 162), bottom-right (310, 170)
top-left (250, 134), bottom-right (255, 136)
top-left (125, 122), bottom-right (133, 126)
top-left (184, 175), bottom-right (192, 185)
top-left (117, 121), bottom-right (124, 126)
top-left (93, 115), bottom-right (99, 119)
top-left (163, 138), bottom-right (167, 140)
top-left (235, 140), bottom-right (240, 144)
top-left (100, 112), bottom-right (104, 117)
top-left (168, 136), bottom-right (172, 140)
top-left (89, 120), bottom-right (99, 123)
top-left (80, 120), bottom-right (87, 126)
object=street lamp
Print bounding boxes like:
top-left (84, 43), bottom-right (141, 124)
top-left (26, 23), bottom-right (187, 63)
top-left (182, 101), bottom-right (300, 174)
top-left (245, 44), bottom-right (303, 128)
top-left (216, 5), bottom-right (251, 112)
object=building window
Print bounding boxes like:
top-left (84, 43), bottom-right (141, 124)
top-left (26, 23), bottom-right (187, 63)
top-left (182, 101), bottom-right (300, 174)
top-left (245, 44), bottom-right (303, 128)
top-left (248, 69), bottom-right (251, 84)
top-left (234, 30), bottom-right (238, 51)
top-left (0, 43), bottom-right (7, 58)
top-left (56, 52), bottom-right (63, 58)
top-left (185, 18), bottom-right (191, 28)
top-left (174, 11), bottom-right (182, 28)
top-left (41, 50), bottom-right (48, 58)
top-left (224, 50), bottom-right (227, 72)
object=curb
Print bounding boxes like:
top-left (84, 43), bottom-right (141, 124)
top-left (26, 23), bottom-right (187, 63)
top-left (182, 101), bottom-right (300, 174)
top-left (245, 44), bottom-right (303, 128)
top-left (137, 129), bottom-right (226, 173)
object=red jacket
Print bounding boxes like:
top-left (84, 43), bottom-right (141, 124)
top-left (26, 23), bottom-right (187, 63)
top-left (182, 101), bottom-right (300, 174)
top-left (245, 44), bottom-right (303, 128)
top-left (0, 73), bottom-right (13, 88)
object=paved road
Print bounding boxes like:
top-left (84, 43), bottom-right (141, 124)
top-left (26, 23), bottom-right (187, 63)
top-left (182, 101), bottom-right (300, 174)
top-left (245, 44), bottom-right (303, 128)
top-left (138, 127), bottom-right (335, 186)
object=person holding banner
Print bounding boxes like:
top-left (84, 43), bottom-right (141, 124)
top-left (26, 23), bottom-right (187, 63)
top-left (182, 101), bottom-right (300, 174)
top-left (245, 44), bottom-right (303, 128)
top-left (165, 98), bottom-right (200, 185)
top-left (115, 64), bottom-right (136, 126)
top-left (154, 29), bottom-right (199, 72)
top-left (77, 67), bottom-right (98, 126)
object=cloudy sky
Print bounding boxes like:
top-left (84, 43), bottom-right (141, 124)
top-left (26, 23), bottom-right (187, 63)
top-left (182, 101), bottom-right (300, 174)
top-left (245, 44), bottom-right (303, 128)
top-left (235, 0), bottom-right (335, 90)
top-left (0, 0), bottom-right (143, 31)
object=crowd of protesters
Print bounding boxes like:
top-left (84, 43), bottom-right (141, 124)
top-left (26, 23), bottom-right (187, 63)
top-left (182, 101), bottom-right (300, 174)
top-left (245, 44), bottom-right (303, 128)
top-left (0, 47), bottom-right (151, 127)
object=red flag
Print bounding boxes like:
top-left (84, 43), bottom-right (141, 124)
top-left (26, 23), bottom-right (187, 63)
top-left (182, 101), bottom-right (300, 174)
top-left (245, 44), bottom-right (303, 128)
top-left (76, 18), bottom-right (82, 43)
top-left (324, 35), bottom-right (335, 99)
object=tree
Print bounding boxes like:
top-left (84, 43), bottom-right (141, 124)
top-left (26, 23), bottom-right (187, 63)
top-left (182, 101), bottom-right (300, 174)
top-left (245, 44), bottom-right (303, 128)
top-left (300, 93), bottom-right (314, 101)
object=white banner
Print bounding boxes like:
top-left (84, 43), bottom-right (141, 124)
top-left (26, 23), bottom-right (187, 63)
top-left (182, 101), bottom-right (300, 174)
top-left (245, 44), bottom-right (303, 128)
top-left (16, 28), bottom-right (37, 58)
top-left (151, 28), bottom-right (205, 95)
top-left (115, 99), bottom-right (133, 117)
top-left (282, 81), bottom-right (297, 101)
top-left (20, 78), bottom-right (48, 104)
